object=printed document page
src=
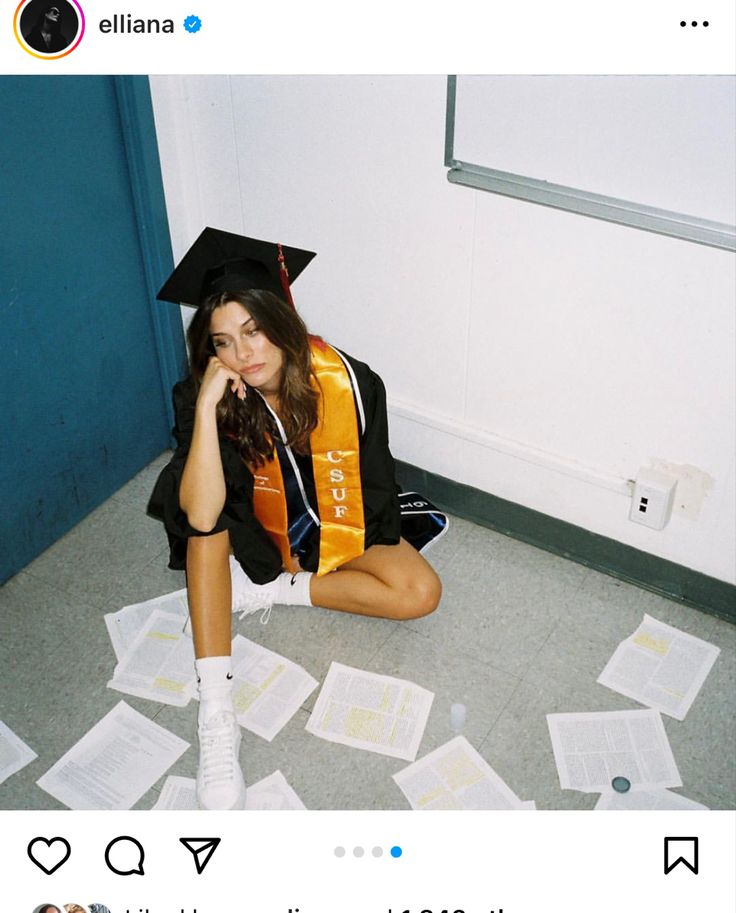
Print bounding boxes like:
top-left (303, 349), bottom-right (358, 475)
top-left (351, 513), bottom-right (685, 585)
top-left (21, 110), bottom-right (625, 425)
top-left (595, 788), bottom-right (709, 810)
top-left (393, 735), bottom-right (529, 809)
top-left (202, 634), bottom-right (318, 741)
top-left (245, 770), bottom-right (308, 809)
top-left (597, 613), bottom-right (720, 719)
top-left (105, 588), bottom-right (189, 663)
top-left (152, 770), bottom-right (306, 810)
top-left (107, 609), bottom-right (196, 706)
top-left (152, 775), bottom-right (199, 810)
top-left (305, 661), bottom-right (434, 760)
top-left (547, 708), bottom-right (682, 792)
top-left (0, 720), bottom-right (37, 784)
top-left (36, 701), bottom-right (189, 809)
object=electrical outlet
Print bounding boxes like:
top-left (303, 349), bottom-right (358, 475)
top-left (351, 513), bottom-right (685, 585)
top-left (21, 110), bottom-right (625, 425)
top-left (629, 467), bottom-right (677, 530)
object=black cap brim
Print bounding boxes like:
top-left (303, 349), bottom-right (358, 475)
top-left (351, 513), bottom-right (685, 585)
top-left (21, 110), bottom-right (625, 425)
top-left (157, 227), bottom-right (316, 307)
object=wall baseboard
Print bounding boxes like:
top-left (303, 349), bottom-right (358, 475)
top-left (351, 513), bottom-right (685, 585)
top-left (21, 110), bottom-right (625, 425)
top-left (397, 460), bottom-right (736, 624)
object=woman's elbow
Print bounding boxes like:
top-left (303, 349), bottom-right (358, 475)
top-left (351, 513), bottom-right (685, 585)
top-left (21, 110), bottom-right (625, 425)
top-left (181, 504), bottom-right (220, 533)
top-left (188, 516), bottom-right (218, 533)
top-left (179, 492), bottom-right (223, 533)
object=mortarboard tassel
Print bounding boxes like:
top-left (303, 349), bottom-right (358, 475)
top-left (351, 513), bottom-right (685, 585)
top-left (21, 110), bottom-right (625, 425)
top-left (277, 243), bottom-right (296, 310)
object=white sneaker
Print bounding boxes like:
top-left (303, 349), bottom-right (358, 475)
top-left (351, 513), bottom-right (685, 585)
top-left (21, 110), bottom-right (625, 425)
top-left (181, 559), bottom-right (274, 638)
top-left (229, 556), bottom-right (275, 622)
top-left (196, 709), bottom-right (247, 810)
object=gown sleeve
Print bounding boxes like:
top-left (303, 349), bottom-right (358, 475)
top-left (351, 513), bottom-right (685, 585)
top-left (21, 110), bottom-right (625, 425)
top-left (147, 378), bottom-right (283, 583)
top-left (344, 354), bottom-right (402, 549)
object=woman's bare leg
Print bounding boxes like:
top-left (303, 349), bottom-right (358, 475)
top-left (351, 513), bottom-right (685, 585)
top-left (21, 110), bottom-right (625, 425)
top-left (186, 530), bottom-right (232, 658)
top-left (187, 532), bottom-right (246, 810)
top-left (309, 538), bottom-right (441, 620)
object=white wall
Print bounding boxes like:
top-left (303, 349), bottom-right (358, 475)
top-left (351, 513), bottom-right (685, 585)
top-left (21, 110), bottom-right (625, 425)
top-left (150, 75), bottom-right (736, 584)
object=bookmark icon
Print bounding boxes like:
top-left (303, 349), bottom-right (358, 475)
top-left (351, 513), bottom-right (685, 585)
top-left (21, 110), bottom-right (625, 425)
top-left (179, 837), bottom-right (221, 874)
top-left (664, 837), bottom-right (699, 875)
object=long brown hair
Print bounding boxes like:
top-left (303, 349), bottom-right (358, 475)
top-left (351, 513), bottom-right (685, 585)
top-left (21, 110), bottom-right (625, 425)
top-left (187, 289), bottom-right (319, 466)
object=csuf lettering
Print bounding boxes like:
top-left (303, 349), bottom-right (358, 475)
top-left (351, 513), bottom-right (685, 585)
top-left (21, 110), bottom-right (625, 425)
top-left (325, 451), bottom-right (350, 519)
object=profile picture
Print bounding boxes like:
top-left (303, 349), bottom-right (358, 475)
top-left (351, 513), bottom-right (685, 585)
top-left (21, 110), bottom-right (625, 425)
top-left (63, 905), bottom-right (89, 913)
top-left (16, 0), bottom-right (84, 57)
top-left (32, 905), bottom-right (62, 913)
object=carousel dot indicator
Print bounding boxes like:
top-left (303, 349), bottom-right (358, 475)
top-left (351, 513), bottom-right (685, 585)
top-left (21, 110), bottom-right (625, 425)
top-left (334, 846), bottom-right (346, 857)
top-left (390, 845), bottom-right (403, 858)
top-left (353, 846), bottom-right (365, 857)
top-left (372, 846), bottom-right (383, 857)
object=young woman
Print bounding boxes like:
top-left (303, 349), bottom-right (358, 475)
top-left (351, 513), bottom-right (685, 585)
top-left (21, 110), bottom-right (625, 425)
top-left (23, 6), bottom-right (68, 53)
top-left (150, 228), bottom-right (442, 810)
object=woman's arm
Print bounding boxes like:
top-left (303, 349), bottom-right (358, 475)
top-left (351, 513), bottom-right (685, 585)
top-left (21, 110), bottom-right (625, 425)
top-left (179, 356), bottom-right (246, 531)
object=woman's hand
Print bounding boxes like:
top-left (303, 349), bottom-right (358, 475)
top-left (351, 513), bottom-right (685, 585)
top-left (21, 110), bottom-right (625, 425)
top-left (197, 356), bottom-right (246, 411)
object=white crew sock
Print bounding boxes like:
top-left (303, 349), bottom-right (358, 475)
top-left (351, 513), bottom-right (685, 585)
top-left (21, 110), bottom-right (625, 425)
top-left (274, 570), bottom-right (313, 606)
top-left (195, 655), bottom-right (234, 723)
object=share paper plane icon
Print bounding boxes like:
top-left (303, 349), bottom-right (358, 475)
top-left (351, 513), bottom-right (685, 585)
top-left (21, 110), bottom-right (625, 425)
top-left (179, 837), bottom-right (221, 874)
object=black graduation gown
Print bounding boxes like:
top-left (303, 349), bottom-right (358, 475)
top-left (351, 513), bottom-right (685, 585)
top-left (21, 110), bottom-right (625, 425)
top-left (147, 350), bottom-right (401, 584)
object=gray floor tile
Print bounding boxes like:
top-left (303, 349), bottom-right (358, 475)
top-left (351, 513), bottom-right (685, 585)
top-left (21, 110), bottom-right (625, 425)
top-left (522, 620), bottom-right (624, 693)
top-left (480, 675), bottom-right (646, 810)
top-left (109, 450), bottom-right (172, 509)
top-left (23, 499), bottom-right (167, 608)
top-left (2, 454), bottom-right (734, 811)
top-left (567, 571), bottom-right (717, 640)
top-left (707, 616), bottom-right (736, 653)
top-left (239, 708), bottom-right (411, 810)
top-left (663, 646), bottom-right (736, 809)
top-left (104, 553), bottom-right (186, 609)
top-left (233, 603), bottom-right (398, 702)
top-left (367, 626), bottom-right (521, 751)
top-left (404, 549), bottom-right (586, 677)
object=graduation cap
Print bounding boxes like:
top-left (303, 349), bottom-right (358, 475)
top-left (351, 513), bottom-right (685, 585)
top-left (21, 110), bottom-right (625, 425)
top-left (157, 227), bottom-right (316, 308)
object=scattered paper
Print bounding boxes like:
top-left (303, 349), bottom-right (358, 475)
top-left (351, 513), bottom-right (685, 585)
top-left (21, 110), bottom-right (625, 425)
top-left (107, 610), bottom-right (196, 706)
top-left (0, 720), bottom-right (38, 784)
top-left (152, 770), bottom-right (306, 810)
top-left (152, 775), bottom-right (199, 810)
top-left (246, 770), bottom-right (307, 809)
top-left (227, 635), bottom-right (318, 741)
top-left (393, 736), bottom-right (530, 809)
top-left (597, 614), bottom-right (720, 720)
top-left (37, 701), bottom-right (189, 809)
top-left (547, 709), bottom-right (682, 793)
top-left (105, 588), bottom-right (189, 663)
top-left (595, 789), bottom-right (709, 811)
top-left (305, 662), bottom-right (434, 760)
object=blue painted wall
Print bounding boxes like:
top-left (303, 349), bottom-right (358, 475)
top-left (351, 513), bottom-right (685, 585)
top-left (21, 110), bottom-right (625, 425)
top-left (0, 76), bottom-right (186, 582)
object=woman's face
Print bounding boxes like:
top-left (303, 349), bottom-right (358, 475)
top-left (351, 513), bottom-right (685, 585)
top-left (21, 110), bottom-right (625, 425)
top-left (45, 7), bottom-right (61, 23)
top-left (209, 300), bottom-right (284, 396)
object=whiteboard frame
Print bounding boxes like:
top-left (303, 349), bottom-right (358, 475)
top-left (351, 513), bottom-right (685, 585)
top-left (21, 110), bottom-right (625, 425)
top-left (444, 76), bottom-right (736, 252)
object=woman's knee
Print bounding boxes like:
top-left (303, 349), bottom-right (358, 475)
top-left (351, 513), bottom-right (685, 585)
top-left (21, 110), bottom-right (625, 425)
top-left (398, 568), bottom-right (442, 620)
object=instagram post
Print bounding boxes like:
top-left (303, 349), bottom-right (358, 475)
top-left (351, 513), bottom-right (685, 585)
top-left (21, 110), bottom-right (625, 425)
top-left (1, 1), bottom-right (735, 911)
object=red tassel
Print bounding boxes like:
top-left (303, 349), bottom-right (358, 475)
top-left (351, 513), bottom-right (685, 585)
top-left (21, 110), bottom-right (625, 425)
top-left (277, 243), bottom-right (296, 309)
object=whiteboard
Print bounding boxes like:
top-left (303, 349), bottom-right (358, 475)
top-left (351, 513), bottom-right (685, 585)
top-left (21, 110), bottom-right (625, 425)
top-left (449, 76), bottom-right (735, 240)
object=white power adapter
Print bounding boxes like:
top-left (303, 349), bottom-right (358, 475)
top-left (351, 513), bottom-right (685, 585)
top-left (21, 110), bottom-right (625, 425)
top-left (629, 467), bottom-right (678, 530)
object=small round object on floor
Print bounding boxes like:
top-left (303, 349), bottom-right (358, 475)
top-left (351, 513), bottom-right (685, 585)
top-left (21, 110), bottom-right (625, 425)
top-left (611, 776), bottom-right (631, 793)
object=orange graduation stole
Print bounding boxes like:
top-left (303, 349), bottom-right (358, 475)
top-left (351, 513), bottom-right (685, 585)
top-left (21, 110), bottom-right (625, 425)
top-left (251, 341), bottom-right (365, 576)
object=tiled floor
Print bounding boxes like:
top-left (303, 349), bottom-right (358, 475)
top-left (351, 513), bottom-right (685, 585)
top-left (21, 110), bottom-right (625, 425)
top-left (1, 453), bottom-right (734, 810)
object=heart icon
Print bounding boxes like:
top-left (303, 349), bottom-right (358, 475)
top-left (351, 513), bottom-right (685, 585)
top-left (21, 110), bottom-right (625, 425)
top-left (27, 836), bottom-right (71, 874)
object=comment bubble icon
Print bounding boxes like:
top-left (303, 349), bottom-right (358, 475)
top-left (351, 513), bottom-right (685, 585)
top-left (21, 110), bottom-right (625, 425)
top-left (104, 836), bottom-right (145, 876)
